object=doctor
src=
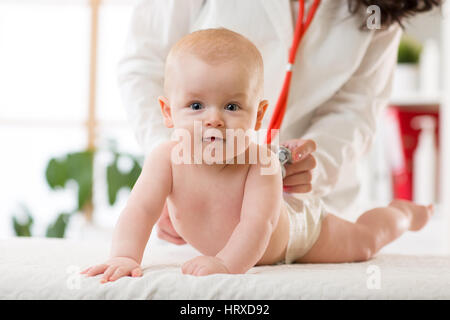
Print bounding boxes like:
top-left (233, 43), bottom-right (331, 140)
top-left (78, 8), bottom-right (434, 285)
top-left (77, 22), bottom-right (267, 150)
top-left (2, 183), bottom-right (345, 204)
top-left (118, 0), bottom-right (441, 244)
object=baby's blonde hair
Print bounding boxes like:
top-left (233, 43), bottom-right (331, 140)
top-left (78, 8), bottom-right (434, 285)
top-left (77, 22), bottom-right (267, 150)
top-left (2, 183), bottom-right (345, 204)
top-left (164, 27), bottom-right (264, 99)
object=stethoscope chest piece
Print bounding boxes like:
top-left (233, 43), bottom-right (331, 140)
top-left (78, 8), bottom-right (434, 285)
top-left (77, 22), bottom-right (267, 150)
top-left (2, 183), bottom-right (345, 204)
top-left (278, 146), bottom-right (292, 179)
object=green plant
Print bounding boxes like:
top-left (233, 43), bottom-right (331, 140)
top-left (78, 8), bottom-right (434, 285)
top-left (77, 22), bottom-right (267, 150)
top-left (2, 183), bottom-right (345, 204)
top-left (12, 203), bottom-right (34, 237)
top-left (397, 34), bottom-right (422, 64)
top-left (46, 150), bottom-right (94, 212)
top-left (107, 151), bottom-right (142, 206)
top-left (12, 141), bottom-right (142, 238)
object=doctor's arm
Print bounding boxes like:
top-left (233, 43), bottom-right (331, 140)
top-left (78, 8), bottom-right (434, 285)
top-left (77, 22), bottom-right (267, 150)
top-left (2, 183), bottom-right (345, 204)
top-left (300, 25), bottom-right (402, 198)
top-left (117, 0), bottom-right (204, 155)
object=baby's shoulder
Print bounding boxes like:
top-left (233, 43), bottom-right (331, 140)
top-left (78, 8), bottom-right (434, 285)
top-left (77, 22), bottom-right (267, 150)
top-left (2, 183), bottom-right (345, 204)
top-left (150, 140), bottom-right (179, 156)
top-left (247, 142), bottom-right (278, 163)
top-left (144, 140), bottom-right (178, 167)
top-left (247, 142), bottom-right (281, 175)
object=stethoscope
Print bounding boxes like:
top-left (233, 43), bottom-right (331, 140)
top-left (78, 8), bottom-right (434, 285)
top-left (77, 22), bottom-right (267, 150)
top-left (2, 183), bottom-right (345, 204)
top-left (270, 0), bottom-right (321, 178)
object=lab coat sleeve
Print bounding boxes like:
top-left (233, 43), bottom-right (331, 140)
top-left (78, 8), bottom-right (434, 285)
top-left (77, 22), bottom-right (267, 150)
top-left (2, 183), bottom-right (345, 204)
top-left (301, 24), bottom-right (402, 197)
top-left (117, 0), bottom-right (205, 155)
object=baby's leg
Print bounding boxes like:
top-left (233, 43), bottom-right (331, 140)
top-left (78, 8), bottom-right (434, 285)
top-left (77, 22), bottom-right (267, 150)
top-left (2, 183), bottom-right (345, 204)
top-left (296, 200), bottom-right (433, 263)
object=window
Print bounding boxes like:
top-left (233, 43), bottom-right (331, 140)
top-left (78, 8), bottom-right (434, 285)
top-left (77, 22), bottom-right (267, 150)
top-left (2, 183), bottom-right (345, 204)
top-left (0, 0), bottom-right (141, 238)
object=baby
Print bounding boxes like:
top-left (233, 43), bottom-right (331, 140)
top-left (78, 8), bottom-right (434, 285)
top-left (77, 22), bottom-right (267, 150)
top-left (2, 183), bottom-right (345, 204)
top-left (82, 28), bottom-right (433, 282)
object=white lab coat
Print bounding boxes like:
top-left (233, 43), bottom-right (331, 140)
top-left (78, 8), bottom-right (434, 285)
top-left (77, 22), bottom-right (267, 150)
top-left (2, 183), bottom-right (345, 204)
top-left (117, 0), bottom-right (402, 219)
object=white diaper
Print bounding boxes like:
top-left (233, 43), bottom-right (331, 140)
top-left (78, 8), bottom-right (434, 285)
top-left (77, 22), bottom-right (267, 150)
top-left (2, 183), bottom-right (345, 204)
top-left (282, 192), bottom-right (328, 264)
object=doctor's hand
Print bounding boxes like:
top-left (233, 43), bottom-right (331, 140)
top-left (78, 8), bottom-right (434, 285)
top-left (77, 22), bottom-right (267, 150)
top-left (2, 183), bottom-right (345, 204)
top-left (156, 201), bottom-right (186, 245)
top-left (280, 139), bottom-right (317, 194)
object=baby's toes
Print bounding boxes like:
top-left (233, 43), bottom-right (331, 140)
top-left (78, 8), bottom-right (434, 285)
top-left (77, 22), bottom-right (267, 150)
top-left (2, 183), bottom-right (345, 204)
top-left (427, 204), bottom-right (434, 216)
top-left (409, 204), bottom-right (432, 231)
top-left (131, 267), bottom-right (142, 277)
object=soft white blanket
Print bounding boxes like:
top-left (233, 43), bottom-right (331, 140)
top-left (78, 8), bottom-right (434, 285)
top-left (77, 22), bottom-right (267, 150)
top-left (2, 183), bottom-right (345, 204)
top-left (1, 237), bottom-right (449, 299)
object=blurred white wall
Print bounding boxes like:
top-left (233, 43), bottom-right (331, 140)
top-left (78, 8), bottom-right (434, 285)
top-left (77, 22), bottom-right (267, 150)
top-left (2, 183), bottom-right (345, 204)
top-left (0, 0), bottom-right (141, 239)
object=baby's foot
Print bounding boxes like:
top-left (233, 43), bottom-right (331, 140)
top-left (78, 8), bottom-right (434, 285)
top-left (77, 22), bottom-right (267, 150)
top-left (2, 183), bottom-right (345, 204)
top-left (389, 199), bottom-right (434, 231)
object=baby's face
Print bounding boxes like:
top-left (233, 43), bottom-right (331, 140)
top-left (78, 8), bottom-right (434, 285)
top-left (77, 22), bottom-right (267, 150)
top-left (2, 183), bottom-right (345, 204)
top-left (159, 53), bottom-right (268, 163)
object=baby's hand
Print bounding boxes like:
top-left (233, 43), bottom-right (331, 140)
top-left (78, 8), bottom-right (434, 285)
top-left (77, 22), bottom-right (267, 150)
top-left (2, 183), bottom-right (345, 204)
top-left (181, 256), bottom-right (230, 276)
top-left (80, 257), bottom-right (142, 283)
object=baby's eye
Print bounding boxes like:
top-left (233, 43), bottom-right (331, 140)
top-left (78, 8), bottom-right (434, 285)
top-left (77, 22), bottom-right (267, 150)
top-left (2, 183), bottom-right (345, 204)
top-left (225, 103), bottom-right (240, 111)
top-left (189, 102), bottom-right (203, 110)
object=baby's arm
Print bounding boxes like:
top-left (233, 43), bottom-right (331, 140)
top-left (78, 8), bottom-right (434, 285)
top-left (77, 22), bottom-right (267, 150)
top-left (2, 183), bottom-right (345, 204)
top-left (217, 154), bottom-right (283, 274)
top-left (182, 148), bottom-right (283, 275)
top-left (81, 141), bottom-right (173, 282)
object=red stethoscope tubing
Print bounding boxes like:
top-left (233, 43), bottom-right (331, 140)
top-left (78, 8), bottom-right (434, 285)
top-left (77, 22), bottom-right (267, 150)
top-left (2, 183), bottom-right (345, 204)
top-left (265, 0), bottom-right (321, 144)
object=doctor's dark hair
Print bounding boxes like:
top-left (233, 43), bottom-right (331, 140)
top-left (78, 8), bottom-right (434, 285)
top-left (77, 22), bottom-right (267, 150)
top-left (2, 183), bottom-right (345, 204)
top-left (348, 0), bottom-right (442, 27)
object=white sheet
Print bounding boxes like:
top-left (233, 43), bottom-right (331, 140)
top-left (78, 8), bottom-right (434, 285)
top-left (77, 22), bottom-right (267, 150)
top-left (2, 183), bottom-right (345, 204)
top-left (1, 237), bottom-right (450, 299)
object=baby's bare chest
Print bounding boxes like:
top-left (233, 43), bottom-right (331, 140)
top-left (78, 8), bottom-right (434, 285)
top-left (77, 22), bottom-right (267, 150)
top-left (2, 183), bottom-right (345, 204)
top-left (170, 165), bottom-right (247, 217)
top-left (166, 165), bottom-right (250, 253)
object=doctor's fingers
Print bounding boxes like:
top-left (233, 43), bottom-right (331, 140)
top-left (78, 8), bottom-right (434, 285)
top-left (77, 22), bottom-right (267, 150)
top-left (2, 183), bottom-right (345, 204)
top-left (282, 139), bottom-right (317, 162)
top-left (283, 171), bottom-right (313, 187)
top-left (283, 172), bottom-right (313, 194)
top-left (284, 154), bottom-right (316, 177)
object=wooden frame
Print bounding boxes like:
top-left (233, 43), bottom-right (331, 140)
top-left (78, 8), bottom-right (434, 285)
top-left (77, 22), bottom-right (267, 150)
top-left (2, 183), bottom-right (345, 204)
top-left (83, 0), bottom-right (101, 221)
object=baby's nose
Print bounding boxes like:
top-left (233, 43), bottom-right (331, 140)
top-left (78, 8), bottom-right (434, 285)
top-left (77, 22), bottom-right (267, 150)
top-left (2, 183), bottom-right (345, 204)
top-left (205, 113), bottom-right (225, 128)
top-left (205, 119), bottom-right (224, 128)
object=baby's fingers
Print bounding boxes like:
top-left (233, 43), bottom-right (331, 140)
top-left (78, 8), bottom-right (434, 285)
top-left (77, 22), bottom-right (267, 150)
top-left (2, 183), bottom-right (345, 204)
top-left (100, 266), bottom-right (118, 283)
top-left (192, 264), bottom-right (205, 276)
top-left (108, 267), bottom-right (129, 282)
top-left (80, 267), bottom-right (91, 274)
top-left (194, 266), bottom-right (208, 276)
top-left (85, 264), bottom-right (108, 277)
top-left (181, 261), bottom-right (196, 275)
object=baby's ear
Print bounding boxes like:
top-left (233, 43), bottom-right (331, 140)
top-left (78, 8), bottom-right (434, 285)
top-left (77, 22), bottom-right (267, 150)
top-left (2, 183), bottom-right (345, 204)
top-left (158, 96), bottom-right (174, 128)
top-left (254, 99), bottom-right (269, 131)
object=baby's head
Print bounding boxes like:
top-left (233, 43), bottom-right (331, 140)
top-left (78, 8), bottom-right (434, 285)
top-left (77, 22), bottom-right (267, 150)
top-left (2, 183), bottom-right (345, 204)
top-left (158, 28), bottom-right (268, 163)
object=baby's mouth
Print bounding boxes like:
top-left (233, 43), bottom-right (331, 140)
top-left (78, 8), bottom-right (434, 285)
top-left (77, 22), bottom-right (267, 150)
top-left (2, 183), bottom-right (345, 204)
top-left (203, 136), bottom-right (225, 142)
